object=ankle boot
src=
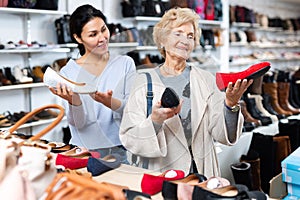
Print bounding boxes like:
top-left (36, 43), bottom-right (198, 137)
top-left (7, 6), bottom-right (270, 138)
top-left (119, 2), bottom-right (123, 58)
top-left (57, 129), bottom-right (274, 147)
top-left (244, 95), bottom-right (272, 126)
top-left (4, 67), bottom-right (17, 84)
top-left (240, 149), bottom-right (262, 191)
top-left (262, 82), bottom-right (293, 116)
top-left (231, 162), bottom-right (253, 190)
top-left (248, 94), bottom-right (278, 123)
top-left (277, 82), bottom-right (300, 115)
top-left (240, 100), bottom-right (261, 127)
top-left (0, 68), bottom-right (12, 85)
top-left (262, 94), bottom-right (285, 119)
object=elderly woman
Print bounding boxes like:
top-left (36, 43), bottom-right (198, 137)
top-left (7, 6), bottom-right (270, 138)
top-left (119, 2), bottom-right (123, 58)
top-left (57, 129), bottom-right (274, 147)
top-left (119, 7), bottom-right (252, 177)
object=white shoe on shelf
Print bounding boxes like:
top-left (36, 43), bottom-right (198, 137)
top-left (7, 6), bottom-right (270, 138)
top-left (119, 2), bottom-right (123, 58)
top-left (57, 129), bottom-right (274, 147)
top-left (43, 67), bottom-right (97, 94)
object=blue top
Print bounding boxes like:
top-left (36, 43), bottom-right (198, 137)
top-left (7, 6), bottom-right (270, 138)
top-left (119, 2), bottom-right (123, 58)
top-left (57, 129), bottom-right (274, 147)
top-left (60, 55), bottom-right (136, 149)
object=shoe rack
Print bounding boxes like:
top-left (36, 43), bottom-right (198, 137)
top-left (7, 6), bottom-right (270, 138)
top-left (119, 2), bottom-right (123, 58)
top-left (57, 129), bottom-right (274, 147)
top-left (228, 1), bottom-right (300, 72)
top-left (0, 7), bottom-right (69, 139)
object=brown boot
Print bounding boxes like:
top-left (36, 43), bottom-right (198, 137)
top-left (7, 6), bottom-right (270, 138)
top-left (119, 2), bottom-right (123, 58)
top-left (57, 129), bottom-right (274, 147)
top-left (240, 100), bottom-right (261, 127)
top-left (240, 149), bottom-right (262, 191)
top-left (262, 82), bottom-right (293, 116)
top-left (277, 82), bottom-right (300, 115)
top-left (273, 135), bottom-right (291, 175)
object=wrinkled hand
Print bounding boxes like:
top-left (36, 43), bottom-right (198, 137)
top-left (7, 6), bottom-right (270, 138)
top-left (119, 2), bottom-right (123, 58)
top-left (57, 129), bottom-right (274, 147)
top-left (225, 79), bottom-right (253, 107)
top-left (49, 83), bottom-right (81, 106)
top-left (151, 100), bottom-right (183, 124)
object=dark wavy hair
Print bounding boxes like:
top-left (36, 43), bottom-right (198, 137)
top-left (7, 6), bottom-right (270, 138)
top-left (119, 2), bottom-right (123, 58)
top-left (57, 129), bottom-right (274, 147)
top-left (69, 4), bottom-right (107, 56)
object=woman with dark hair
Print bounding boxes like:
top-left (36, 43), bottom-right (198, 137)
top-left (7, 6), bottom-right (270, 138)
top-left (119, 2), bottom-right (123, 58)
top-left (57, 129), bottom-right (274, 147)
top-left (47, 4), bottom-right (136, 163)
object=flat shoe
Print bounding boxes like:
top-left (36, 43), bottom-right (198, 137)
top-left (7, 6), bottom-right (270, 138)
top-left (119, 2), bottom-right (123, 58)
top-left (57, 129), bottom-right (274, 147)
top-left (141, 169), bottom-right (185, 195)
top-left (43, 67), bottom-right (97, 94)
top-left (123, 189), bottom-right (152, 200)
top-left (192, 184), bottom-right (267, 200)
top-left (162, 173), bottom-right (207, 200)
top-left (87, 153), bottom-right (121, 176)
top-left (215, 61), bottom-right (271, 91)
top-left (55, 153), bottom-right (89, 170)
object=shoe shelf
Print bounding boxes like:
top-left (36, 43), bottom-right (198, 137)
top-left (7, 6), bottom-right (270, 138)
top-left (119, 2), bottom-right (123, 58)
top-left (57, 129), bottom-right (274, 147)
top-left (0, 116), bottom-right (67, 131)
top-left (126, 16), bottom-right (224, 28)
top-left (0, 48), bottom-right (71, 54)
top-left (109, 42), bottom-right (139, 48)
top-left (229, 58), bottom-right (300, 68)
top-left (230, 42), bottom-right (300, 49)
top-left (0, 82), bottom-right (46, 91)
top-left (0, 7), bottom-right (67, 15)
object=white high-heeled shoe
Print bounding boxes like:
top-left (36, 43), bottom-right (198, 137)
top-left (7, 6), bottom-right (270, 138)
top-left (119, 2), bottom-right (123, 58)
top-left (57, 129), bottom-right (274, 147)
top-left (43, 67), bottom-right (97, 94)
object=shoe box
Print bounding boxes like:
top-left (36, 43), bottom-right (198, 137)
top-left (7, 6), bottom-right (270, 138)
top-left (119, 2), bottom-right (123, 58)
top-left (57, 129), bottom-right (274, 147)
top-left (281, 147), bottom-right (300, 198)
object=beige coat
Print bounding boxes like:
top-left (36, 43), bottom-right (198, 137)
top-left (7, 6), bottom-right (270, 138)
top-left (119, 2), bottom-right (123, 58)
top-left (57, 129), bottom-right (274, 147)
top-left (119, 66), bottom-right (244, 177)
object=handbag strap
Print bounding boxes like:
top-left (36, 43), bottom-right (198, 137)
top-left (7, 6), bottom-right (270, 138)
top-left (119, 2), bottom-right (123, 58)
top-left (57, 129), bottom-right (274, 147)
top-left (8, 104), bottom-right (65, 142)
top-left (132, 72), bottom-right (152, 169)
top-left (145, 72), bottom-right (153, 117)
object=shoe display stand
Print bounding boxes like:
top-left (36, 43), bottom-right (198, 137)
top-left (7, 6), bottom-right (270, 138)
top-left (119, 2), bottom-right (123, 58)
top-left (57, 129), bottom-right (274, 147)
top-left (0, 7), bottom-right (69, 140)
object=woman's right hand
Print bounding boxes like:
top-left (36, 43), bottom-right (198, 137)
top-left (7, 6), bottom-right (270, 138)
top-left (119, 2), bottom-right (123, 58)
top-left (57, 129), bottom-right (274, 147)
top-left (49, 83), bottom-right (82, 106)
top-left (151, 100), bottom-right (182, 124)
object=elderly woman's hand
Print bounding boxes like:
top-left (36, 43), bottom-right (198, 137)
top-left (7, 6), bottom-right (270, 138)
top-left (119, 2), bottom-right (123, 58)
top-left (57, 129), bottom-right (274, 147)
top-left (151, 100), bottom-right (183, 124)
top-left (225, 79), bottom-right (253, 107)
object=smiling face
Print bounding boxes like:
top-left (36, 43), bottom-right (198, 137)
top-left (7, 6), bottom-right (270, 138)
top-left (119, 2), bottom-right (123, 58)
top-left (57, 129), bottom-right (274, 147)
top-left (74, 17), bottom-right (110, 57)
top-left (163, 22), bottom-right (195, 60)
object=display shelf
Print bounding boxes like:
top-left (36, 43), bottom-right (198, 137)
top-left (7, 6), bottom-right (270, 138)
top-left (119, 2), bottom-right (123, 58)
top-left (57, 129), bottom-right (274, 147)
top-left (109, 42), bottom-right (139, 48)
top-left (0, 7), bottom-right (67, 15)
top-left (0, 82), bottom-right (46, 91)
top-left (0, 116), bottom-right (67, 131)
top-left (0, 6), bottom-right (68, 136)
top-left (0, 48), bottom-right (71, 54)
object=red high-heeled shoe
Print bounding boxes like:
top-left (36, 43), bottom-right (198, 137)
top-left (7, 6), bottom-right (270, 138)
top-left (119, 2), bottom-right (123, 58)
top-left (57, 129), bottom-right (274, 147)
top-left (216, 62), bottom-right (271, 91)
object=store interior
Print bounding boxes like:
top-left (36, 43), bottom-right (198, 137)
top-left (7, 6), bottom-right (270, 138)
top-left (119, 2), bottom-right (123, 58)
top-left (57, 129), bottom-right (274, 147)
top-left (0, 0), bottom-right (300, 199)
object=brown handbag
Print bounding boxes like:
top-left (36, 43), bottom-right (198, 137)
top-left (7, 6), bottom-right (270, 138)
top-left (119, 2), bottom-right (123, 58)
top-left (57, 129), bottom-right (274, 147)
top-left (43, 172), bottom-right (116, 200)
top-left (0, 104), bottom-right (65, 199)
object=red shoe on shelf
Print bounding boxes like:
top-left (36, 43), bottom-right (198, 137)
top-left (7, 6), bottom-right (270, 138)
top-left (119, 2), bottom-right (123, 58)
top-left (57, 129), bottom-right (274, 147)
top-left (216, 61), bottom-right (271, 91)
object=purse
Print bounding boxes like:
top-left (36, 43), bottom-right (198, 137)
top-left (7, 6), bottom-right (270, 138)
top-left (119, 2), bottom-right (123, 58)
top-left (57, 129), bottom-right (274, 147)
top-left (42, 173), bottom-right (116, 200)
top-left (1, 104), bottom-right (65, 199)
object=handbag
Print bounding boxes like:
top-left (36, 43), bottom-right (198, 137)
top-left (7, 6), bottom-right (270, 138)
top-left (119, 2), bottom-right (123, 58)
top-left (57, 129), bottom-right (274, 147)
top-left (0, 104), bottom-right (65, 199)
top-left (34, 0), bottom-right (58, 10)
top-left (42, 173), bottom-right (116, 200)
top-left (54, 15), bottom-right (73, 44)
top-left (7, 0), bottom-right (37, 8)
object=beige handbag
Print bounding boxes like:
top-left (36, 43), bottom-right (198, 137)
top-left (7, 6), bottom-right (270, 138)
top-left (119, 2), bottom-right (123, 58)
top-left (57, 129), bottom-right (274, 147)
top-left (0, 104), bottom-right (65, 199)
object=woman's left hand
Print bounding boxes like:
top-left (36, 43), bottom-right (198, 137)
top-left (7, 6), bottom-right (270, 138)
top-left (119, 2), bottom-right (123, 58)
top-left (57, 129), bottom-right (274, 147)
top-left (90, 90), bottom-right (121, 110)
top-left (225, 79), bottom-right (253, 107)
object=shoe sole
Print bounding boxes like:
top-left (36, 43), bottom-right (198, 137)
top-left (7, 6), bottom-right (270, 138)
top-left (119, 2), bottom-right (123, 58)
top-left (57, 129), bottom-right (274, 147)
top-left (247, 65), bottom-right (271, 80)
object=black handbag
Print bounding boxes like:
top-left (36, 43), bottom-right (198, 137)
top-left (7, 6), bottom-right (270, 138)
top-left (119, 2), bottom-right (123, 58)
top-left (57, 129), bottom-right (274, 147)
top-left (7, 0), bottom-right (37, 8)
top-left (121, 0), bottom-right (143, 17)
top-left (34, 0), bottom-right (58, 10)
top-left (54, 15), bottom-right (72, 44)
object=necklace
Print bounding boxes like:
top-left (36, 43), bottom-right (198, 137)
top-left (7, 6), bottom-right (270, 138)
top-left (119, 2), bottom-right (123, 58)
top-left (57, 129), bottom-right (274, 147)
top-left (161, 64), bottom-right (185, 77)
